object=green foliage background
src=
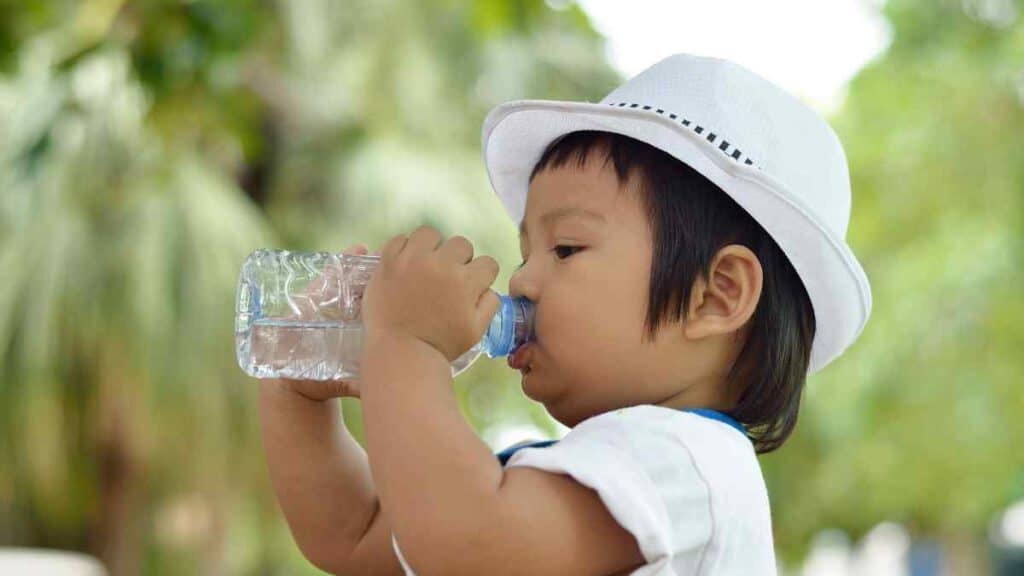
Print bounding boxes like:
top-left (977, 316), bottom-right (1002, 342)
top-left (0, 0), bottom-right (1020, 573)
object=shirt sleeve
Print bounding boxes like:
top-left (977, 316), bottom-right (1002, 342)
top-left (504, 408), bottom-right (713, 574)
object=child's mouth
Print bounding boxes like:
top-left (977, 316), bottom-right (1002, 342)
top-left (508, 342), bottom-right (535, 372)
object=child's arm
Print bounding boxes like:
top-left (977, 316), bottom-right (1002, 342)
top-left (258, 380), bottom-right (404, 575)
top-left (360, 332), bottom-right (645, 576)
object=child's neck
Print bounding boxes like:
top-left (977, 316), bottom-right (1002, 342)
top-left (652, 377), bottom-right (737, 413)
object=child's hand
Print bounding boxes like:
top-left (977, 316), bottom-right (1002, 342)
top-left (362, 225), bottom-right (501, 363)
top-left (274, 243), bottom-right (378, 402)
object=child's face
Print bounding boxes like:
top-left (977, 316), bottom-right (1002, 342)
top-left (510, 152), bottom-right (740, 427)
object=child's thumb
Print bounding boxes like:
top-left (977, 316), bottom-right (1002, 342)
top-left (325, 378), bottom-right (360, 399)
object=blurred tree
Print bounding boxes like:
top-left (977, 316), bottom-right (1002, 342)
top-left (762, 0), bottom-right (1023, 570)
top-left (0, 41), bottom-right (276, 574)
top-left (3, 0), bottom-right (1022, 574)
top-left (0, 0), bottom-right (618, 574)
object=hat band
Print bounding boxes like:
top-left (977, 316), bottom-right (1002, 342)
top-left (605, 101), bottom-right (757, 168)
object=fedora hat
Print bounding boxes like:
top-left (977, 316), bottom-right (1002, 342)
top-left (481, 52), bottom-right (872, 375)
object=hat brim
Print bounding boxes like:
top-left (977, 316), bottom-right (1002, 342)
top-left (482, 99), bottom-right (872, 375)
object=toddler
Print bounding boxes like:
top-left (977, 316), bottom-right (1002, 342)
top-left (258, 53), bottom-right (873, 575)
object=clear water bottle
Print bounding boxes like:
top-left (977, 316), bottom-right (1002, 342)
top-left (235, 248), bottom-right (535, 381)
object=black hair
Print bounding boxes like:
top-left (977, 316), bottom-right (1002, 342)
top-left (529, 131), bottom-right (816, 454)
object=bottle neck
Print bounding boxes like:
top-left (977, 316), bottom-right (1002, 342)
top-left (484, 295), bottom-right (535, 357)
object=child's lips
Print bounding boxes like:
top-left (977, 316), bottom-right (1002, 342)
top-left (508, 342), bottom-right (534, 372)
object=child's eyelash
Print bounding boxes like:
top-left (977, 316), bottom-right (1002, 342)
top-left (516, 245), bottom-right (584, 270)
top-left (553, 245), bottom-right (583, 260)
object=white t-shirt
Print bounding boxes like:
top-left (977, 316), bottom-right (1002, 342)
top-left (391, 404), bottom-right (777, 575)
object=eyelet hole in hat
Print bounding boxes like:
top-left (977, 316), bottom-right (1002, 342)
top-left (607, 102), bottom-right (757, 168)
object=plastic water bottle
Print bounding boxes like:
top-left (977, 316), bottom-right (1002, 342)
top-left (235, 248), bottom-right (535, 381)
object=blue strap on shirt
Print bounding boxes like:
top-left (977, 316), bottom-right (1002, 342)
top-left (495, 407), bottom-right (746, 466)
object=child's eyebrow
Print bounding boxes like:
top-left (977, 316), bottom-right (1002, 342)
top-left (519, 207), bottom-right (606, 239)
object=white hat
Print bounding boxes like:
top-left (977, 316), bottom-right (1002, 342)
top-left (481, 53), bottom-right (872, 375)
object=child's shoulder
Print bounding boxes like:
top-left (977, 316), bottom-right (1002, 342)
top-left (575, 403), bottom-right (744, 440)
top-left (566, 404), bottom-right (762, 481)
top-left (504, 404), bottom-right (775, 574)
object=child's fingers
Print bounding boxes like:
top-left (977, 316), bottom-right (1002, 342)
top-left (341, 243), bottom-right (369, 255)
top-left (279, 377), bottom-right (361, 400)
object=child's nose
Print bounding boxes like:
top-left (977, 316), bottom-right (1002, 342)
top-left (509, 266), bottom-right (537, 303)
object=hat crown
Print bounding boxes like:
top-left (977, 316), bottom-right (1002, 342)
top-left (600, 53), bottom-right (852, 239)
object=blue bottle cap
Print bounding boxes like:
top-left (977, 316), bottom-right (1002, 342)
top-left (486, 294), bottom-right (534, 357)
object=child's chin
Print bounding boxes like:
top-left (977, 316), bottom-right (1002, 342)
top-left (520, 369), bottom-right (542, 399)
top-left (521, 368), bottom-right (558, 404)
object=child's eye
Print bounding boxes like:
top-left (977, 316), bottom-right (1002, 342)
top-left (552, 245), bottom-right (583, 260)
top-left (515, 245), bottom-right (583, 270)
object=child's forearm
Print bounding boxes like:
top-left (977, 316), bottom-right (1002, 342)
top-left (360, 332), bottom-right (507, 573)
top-left (258, 380), bottom-right (378, 572)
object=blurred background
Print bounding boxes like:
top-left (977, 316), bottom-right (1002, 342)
top-left (0, 0), bottom-right (1022, 574)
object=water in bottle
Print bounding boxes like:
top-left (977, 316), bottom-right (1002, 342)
top-left (235, 248), bottom-right (534, 381)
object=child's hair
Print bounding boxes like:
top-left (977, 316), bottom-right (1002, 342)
top-left (529, 131), bottom-right (816, 454)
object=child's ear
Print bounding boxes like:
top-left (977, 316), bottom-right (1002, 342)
top-left (683, 245), bottom-right (763, 341)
